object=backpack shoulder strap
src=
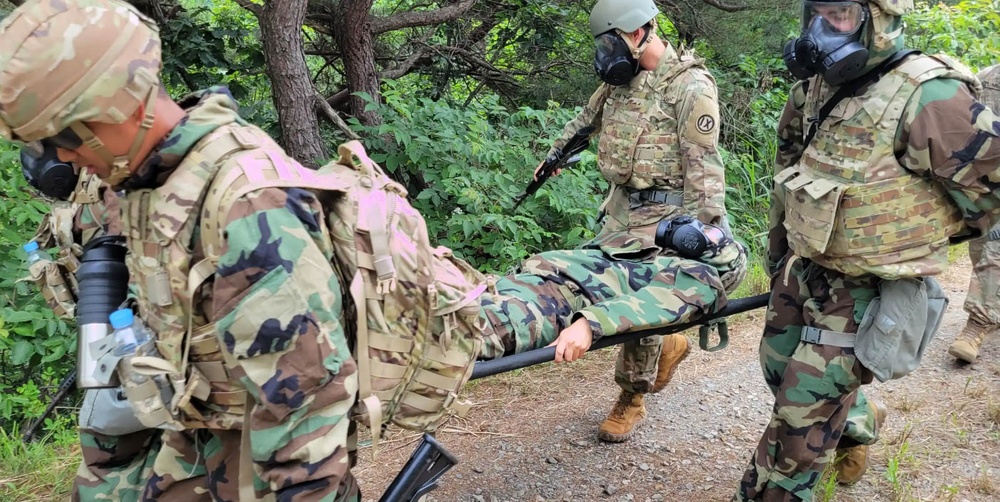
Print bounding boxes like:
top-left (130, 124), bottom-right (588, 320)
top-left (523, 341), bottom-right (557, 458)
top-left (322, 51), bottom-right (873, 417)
top-left (803, 49), bottom-right (921, 149)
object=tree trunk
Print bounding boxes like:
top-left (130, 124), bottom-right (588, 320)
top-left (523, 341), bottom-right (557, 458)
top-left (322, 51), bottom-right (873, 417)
top-left (259, 0), bottom-right (327, 167)
top-left (335, 0), bottom-right (382, 128)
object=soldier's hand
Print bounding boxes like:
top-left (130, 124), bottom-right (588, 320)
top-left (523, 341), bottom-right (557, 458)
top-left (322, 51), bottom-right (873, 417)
top-left (533, 159), bottom-right (562, 181)
top-left (548, 318), bottom-right (593, 362)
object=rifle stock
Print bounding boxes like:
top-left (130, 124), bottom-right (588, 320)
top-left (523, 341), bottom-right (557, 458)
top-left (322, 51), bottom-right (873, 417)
top-left (380, 434), bottom-right (458, 502)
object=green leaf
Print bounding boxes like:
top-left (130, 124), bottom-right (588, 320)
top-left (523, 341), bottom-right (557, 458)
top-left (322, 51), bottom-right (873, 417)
top-left (11, 339), bottom-right (35, 365)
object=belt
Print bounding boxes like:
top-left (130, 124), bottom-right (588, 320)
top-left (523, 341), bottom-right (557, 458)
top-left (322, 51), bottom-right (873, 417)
top-left (627, 189), bottom-right (683, 208)
top-left (800, 326), bottom-right (855, 347)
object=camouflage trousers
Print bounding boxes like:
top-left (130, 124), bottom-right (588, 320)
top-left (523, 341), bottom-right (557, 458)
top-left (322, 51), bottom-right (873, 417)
top-left (71, 428), bottom-right (162, 501)
top-left (734, 256), bottom-right (883, 501)
top-left (477, 248), bottom-right (725, 393)
top-left (964, 233), bottom-right (1000, 326)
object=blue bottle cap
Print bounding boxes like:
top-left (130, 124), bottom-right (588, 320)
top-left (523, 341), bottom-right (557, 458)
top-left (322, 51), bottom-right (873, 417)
top-left (109, 309), bottom-right (135, 330)
top-left (23, 241), bottom-right (39, 253)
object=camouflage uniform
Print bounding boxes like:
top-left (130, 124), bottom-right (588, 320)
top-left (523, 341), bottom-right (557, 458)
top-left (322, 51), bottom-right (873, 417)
top-left (27, 178), bottom-right (165, 502)
top-left (477, 220), bottom-right (746, 359)
top-left (736, 2), bottom-right (1000, 499)
top-left (0, 1), bottom-right (360, 500)
top-left (950, 64), bottom-right (1000, 362)
top-left (549, 41), bottom-right (728, 395)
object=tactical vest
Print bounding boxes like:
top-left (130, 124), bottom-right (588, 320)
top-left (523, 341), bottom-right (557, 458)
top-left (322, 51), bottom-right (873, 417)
top-left (117, 123), bottom-right (265, 430)
top-left (978, 65), bottom-right (1000, 112)
top-left (26, 175), bottom-right (107, 319)
top-left (598, 52), bottom-right (703, 192)
top-left (776, 54), bottom-right (977, 279)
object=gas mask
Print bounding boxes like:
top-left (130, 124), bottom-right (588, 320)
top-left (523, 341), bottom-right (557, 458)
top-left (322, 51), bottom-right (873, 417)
top-left (21, 143), bottom-right (78, 200)
top-left (593, 24), bottom-right (653, 86)
top-left (783, 1), bottom-right (870, 86)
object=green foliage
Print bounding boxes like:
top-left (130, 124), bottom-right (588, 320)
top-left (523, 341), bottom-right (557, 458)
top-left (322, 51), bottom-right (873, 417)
top-left (351, 86), bottom-right (607, 275)
top-left (0, 142), bottom-right (77, 432)
top-left (163, 1), bottom-right (277, 130)
top-left (710, 53), bottom-right (791, 263)
top-left (907, 0), bottom-right (1000, 72)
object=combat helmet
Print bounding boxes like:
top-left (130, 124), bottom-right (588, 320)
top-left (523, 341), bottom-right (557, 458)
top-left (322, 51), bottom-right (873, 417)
top-left (0, 0), bottom-right (162, 185)
top-left (589, 0), bottom-right (659, 37)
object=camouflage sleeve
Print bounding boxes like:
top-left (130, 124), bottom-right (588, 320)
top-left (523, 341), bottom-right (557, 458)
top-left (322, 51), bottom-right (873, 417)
top-left (673, 71), bottom-right (726, 225)
top-left (212, 187), bottom-right (359, 501)
top-left (545, 84), bottom-right (610, 158)
top-left (766, 81), bottom-right (808, 274)
top-left (897, 77), bottom-right (1000, 237)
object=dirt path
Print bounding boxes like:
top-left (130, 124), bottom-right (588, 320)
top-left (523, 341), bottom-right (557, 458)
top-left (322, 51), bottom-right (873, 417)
top-left (354, 255), bottom-right (1000, 502)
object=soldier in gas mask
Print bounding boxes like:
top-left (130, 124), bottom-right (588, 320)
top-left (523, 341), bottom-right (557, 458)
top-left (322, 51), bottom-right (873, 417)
top-left (534, 0), bottom-right (733, 444)
top-left (736, 0), bottom-right (1000, 500)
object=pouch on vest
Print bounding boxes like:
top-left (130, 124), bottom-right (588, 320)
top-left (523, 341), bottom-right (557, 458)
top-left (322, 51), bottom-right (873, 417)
top-left (854, 276), bottom-right (948, 382)
top-left (78, 387), bottom-right (147, 436)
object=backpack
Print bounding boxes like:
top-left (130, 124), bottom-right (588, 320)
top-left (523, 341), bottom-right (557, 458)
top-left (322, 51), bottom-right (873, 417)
top-left (200, 140), bottom-right (488, 448)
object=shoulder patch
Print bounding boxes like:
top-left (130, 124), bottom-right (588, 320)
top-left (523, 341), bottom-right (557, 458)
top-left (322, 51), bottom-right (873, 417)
top-left (696, 114), bottom-right (716, 134)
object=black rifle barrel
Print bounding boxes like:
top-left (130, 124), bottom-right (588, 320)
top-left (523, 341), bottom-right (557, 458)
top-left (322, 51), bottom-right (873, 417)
top-left (470, 292), bottom-right (770, 380)
top-left (22, 368), bottom-right (77, 443)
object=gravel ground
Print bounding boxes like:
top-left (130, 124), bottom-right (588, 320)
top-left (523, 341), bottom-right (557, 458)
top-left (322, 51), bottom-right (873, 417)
top-left (355, 256), bottom-right (1000, 502)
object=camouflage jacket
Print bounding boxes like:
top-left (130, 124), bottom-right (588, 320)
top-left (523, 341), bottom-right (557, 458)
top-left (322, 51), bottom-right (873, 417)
top-left (121, 87), bottom-right (359, 500)
top-left (549, 42), bottom-right (727, 231)
top-left (767, 53), bottom-right (1000, 279)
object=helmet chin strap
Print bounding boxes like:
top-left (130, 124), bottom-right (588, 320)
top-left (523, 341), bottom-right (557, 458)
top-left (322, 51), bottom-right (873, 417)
top-left (67, 85), bottom-right (159, 187)
top-left (618, 18), bottom-right (657, 60)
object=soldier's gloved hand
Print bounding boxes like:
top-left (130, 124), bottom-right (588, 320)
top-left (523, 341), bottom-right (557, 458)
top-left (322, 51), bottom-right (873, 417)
top-left (532, 150), bottom-right (563, 181)
top-left (548, 317), bottom-right (593, 362)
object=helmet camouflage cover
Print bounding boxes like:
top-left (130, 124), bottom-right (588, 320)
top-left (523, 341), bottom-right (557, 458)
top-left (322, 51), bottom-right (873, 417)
top-left (0, 0), bottom-right (161, 144)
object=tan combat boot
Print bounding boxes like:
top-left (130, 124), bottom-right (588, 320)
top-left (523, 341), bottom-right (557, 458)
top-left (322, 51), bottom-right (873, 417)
top-left (598, 391), bottom-right (646, 443)
top-left (948, 319), bottom-right (992, 363)
top-left (833, 399), bottom-right (888, 484)
top-left (650, 334), bottom-right (692, 394)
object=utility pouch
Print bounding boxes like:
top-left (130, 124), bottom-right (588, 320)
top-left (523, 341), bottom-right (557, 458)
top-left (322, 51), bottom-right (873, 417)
top-left (78, 387), bottom-right (147, 436)
top-left (114, 339), bottom-right (190, 432)
top-left (854, 276), bottom-right (948, 382)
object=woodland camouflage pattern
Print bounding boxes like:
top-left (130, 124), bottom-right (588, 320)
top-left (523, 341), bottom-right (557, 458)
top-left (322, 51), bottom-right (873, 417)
top-left (736, 257), bottom-right (881, 501)
top-left (114, 88), bottom-right (359, 500)
top-left (745, 10), bottom-right (1000, 499)
top-left (478, 222), bottom-right (746, 393)
top-left (964, 64), bottom-right (1000, 326)
top-left (548, 40), bottom-right (732, 392)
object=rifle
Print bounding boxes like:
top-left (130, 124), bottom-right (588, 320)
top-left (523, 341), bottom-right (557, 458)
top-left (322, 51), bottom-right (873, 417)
top-left (22, 368), bottom-right (76, 443)
top-left (512, 125), bottom-right (596, 211)
top-left (380, 434), bottom-right (458, 502)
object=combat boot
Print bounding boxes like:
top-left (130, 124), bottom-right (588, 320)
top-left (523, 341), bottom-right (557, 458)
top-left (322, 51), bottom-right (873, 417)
top-left (833, 399), bottom-right (888, 484)
top-left (598, 391), bottom-right (646, 443)
top-left (948, 318), bottom-right (992, 363)
top-left (650, 334), bottom-right (691, 394)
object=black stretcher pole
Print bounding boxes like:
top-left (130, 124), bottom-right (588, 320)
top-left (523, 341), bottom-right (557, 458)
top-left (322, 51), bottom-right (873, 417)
top-left (470, 292), bottom-right (771, 380)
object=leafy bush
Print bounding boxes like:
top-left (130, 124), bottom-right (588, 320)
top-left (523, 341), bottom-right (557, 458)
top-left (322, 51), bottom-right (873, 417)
top-left (351, 87), bottom-right (608, 275)
top-left (907, 0), bottom-right (1000, 72)
top-left (0, 142), bottom-right (76, 431)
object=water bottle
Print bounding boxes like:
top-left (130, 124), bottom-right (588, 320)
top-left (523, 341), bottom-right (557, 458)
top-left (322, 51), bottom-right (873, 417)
top-left (23, 241), bottom-right (49, 267)
top-left (76, 236), bottom-right (130, 389)
top-left (110, 309), bottom-right (151, 357)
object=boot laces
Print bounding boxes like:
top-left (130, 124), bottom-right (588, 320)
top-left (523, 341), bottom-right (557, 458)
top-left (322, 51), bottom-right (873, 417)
top-left (611, 392), bottom-right (636, 419)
